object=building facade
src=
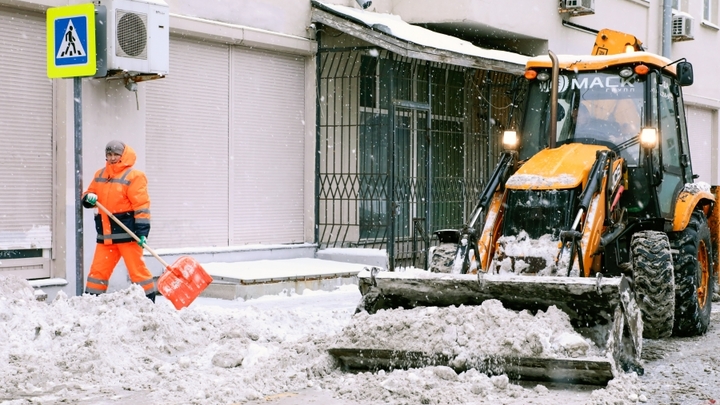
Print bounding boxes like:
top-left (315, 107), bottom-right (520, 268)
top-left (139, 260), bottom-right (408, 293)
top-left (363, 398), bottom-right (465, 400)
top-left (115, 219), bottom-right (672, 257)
top-left (1, 0), bottom-right (318, 295)
top-left (0, 0), bottom-right (717, 295)
top-left (389, 0), bottom-right (720, 183)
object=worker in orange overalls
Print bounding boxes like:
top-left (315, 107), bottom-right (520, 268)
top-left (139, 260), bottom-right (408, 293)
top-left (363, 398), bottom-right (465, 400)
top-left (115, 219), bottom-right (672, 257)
top-left (82, 140), bottom-right (157, 302)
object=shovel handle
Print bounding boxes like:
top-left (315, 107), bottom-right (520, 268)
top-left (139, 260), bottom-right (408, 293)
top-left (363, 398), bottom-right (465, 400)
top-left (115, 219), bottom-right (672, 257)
top-left (94, 201), bottom-right (171, 269)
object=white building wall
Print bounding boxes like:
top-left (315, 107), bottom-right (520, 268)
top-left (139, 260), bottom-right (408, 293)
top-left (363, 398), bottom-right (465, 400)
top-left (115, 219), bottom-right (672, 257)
top-left (0, 0), bottom-right (317, 296)
top-left (164, 0), bottom-right (313, 38)
top-left (1, 0), bottom-right (718, 295)
top-left (386, 0), bottom-right (720, 184)
top-left (319, 1), bottom-right (720, 181)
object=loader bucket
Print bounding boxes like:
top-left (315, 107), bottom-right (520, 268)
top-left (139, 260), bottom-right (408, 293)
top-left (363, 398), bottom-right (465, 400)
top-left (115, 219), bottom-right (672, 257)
top-left (329, 268), bottom-right (642, 385)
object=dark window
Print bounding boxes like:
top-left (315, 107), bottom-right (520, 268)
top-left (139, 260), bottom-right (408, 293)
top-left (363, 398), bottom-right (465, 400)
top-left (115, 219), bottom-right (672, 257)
top-left (431, 119), bottom-right (464, 230)
top-left (359, 56), bottom-right (377, 108)
top-left (359, 112), bottom-right (389, 240)
top-left (358, 59), bottom-right (466, 240)
top-left (0, 249), bottom-right (43, 259)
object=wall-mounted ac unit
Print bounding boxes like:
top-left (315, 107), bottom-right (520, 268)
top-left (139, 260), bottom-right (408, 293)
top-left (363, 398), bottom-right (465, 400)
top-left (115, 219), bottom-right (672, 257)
top-left (559, 0), bottom-right (595, 16)
top-left (672, 13), bottom-right (694, 41)
top-left (94, 0), bottom-right (169, 76)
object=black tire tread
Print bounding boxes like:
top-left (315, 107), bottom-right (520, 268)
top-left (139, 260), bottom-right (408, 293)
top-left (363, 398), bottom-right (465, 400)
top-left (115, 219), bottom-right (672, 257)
top-left (428, 243), bottom-right (457, 273)
top-left (631, 230), bottom-right (675, 339)
top-left (669, 210), bottom-right (714, 337)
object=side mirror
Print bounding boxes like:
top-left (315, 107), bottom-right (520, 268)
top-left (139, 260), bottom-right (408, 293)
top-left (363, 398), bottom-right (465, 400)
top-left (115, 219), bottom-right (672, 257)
top-left (676, 61), bottom-right (693, 86)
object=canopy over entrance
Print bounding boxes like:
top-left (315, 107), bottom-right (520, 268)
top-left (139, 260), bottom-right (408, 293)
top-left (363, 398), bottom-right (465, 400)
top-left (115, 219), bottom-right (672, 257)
top-left (311, 0), bottom-right (528, 75)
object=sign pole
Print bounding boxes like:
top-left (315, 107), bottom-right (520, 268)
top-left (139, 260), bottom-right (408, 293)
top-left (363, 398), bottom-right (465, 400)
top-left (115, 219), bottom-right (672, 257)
top-left (74, 76), bottom-right (84, 296)
top-left (47, 4), bottom-right (96, 296)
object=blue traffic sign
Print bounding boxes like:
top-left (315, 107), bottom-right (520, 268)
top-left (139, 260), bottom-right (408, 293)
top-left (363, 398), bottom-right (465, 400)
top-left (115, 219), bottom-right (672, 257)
top-left (46, 4), bottom-right (96, 78)
top-left (54, 16), bottom-right (89, 66)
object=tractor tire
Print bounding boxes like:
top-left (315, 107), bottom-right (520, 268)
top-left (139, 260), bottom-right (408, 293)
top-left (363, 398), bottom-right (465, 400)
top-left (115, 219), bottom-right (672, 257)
top-left (631, 230), bottom-right (675, 339)
top-left (669, 210), bottom-right (714, 337)
top-left (428, 243), bottom-right (457, 273)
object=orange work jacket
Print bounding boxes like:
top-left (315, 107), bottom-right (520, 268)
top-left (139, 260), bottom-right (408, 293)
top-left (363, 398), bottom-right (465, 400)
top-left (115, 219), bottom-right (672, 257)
top-left (83, 145), bottom-right (151, 244)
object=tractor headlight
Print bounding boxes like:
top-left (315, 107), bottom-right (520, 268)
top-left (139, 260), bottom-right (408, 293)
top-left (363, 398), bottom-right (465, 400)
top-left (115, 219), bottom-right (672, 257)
top-left (619, 67), bottom-right (633, 78)
top-left (503, 130), bottom-right (519, 150)
top-left (640, 128), bottom-right (658, 148)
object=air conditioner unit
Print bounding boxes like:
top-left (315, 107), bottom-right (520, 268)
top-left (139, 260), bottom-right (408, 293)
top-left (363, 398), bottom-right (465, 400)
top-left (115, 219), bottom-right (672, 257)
top-left (94, 0), bottom-right (169, 76)
top-left (559, 0), bottom-right (595, 16)
top-left (672, 13), bottom-right (694, 41)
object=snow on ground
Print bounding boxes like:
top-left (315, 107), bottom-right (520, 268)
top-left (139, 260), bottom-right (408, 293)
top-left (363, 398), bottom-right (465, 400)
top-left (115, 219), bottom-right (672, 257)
top-left (0, 273), bottom-right (649, 405)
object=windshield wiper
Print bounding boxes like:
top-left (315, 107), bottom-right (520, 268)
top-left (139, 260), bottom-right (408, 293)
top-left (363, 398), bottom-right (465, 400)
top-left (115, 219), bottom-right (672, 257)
top-left (612, 137), bottom-right (640, 153)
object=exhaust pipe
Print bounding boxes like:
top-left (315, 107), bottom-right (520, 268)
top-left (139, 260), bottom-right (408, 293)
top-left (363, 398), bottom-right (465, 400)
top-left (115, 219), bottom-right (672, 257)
top-left (549, 50), bottom-right (559, 148)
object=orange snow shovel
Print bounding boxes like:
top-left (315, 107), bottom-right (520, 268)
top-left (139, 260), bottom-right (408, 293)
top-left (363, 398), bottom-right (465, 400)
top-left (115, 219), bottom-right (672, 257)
top-left (94, 202), bottom-right (214, 310)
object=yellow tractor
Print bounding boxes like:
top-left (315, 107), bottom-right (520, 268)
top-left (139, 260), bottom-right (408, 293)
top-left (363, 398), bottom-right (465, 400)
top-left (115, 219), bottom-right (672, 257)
top-left (330, 29), bottom-right (719, 384)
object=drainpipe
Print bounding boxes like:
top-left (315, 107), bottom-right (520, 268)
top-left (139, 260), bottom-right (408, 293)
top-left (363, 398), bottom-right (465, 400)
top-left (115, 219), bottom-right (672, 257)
top-left (314, 29), bottom-right (321, 246)
top-left (662, 0), bottom-right (672, 58)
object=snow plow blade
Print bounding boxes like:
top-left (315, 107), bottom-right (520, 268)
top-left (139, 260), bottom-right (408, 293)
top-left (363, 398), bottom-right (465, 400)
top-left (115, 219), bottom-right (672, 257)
top-left (356, 269), bottom-right (624, 327)
top-left (328, 348), bottom-right (614, 385)
top-left (329, 268), bottom-right (642, 385)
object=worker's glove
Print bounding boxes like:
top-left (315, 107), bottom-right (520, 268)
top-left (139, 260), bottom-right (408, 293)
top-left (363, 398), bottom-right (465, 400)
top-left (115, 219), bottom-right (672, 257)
top-left (138, 236), bottom-right (147, 247)
top-left (84, 193), bottom-right (98, 206)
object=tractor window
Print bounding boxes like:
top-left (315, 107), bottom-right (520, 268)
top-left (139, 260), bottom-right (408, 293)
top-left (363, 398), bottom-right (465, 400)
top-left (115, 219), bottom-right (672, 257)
top-left (655, 74), bottom-right (685, 217)
top-left (558, 72), bottom-right (644, 164)
top-left (675, 80), bottom-right (694, 184)
top-left (520, 69), bottom-right (645, 165)
top-left (658, 76), bottom-right (682, 170)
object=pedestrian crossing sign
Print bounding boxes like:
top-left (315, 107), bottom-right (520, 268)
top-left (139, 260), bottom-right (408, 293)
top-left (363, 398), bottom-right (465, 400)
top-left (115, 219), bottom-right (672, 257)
top-left (47, 4), bottom-right (96, 78)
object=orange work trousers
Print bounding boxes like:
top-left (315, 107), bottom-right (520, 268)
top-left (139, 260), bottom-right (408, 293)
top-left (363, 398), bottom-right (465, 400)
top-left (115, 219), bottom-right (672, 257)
top-left (85, 242), bottom-right (156, 295)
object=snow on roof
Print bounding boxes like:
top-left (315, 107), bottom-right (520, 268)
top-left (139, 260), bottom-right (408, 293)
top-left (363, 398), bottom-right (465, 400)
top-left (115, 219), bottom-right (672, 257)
top-left (528, 51), bottom-right (673, 68)
top-left (312, 1), bottom-right (529, 67)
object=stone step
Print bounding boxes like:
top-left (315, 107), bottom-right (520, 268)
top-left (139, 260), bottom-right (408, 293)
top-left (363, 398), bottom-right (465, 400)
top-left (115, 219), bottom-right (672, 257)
top-left (199, 258), bottom-right (367, 300)
top-left (200, 273), bottom-right (359, 300)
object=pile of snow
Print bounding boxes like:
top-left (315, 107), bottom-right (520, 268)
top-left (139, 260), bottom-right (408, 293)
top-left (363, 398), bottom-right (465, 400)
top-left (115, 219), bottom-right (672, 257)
top-left (0, 277), bottom-right (344, 404)
top-left (324, 367), bottom-right (647, 405)
top-left (326, 367), bottom-right (536, 404)
top-left (492, 231), bottom-right (578, 276)
top-left (0, 275), bottom-right (647, 405)
top-left (683, 181), bottom-right (711, 194)
top-left (333, 300), bottom-right (602, 361)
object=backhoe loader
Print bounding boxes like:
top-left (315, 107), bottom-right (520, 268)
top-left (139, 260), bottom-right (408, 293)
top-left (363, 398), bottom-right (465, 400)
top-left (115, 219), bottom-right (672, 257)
top-left (329, 29), bottom-right (719, 384)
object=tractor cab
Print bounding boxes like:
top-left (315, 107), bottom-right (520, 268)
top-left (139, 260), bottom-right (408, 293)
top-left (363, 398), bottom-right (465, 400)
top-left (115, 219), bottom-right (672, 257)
top-left (513, 51), bottom-right (696, 223)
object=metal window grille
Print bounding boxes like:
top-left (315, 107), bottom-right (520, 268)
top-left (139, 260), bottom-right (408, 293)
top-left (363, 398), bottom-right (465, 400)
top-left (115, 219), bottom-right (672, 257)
top-left (316, 32), bottom-right (524, 270)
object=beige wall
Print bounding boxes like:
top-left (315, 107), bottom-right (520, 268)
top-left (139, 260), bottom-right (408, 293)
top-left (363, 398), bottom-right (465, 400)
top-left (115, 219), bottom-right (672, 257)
top-left (164, 0), bottom-right (313, 38)
top-left (328, 0), bottom-right (720, 181)
top-left (1, 0), bottom-right (315, 38)
top-left (326, 0), bottom-right (719, 112)
top-left (4, 0), bottom-right (719, 290)
top-left (2, 0), bottom-right (316, 290)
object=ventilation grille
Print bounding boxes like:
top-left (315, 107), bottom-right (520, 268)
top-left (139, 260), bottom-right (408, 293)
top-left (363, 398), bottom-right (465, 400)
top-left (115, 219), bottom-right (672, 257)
top-left (672, 14), bottom-right (694, 41)
top-left (116, 9), bottom-right (148, 59)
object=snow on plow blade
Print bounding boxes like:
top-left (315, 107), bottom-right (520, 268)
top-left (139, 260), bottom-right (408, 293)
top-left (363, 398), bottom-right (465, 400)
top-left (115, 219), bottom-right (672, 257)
top-left (356, 270), bottom-right (623, 327)
top-left (329, 269), bottom-right (642, 385)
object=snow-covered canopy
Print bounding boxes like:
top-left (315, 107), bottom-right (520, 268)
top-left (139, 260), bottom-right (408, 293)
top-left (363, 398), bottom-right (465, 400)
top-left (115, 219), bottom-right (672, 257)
top-left (311, 0), bottom-right (529, 74)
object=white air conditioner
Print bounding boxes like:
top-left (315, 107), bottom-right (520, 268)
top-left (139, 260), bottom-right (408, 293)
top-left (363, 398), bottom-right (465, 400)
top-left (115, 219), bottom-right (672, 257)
top-left (94, 0), bottom-right (169, 76)
top-left (559, 0), bottom-right (595, 16)
top-left (672, 13), bottom-right (694, 41)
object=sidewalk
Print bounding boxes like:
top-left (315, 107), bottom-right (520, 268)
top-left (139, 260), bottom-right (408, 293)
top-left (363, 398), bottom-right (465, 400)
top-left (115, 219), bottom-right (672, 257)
top-left (29, 247), bottom-right (386, 302)
top-left (200, 257), bottom-right (372, 300)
